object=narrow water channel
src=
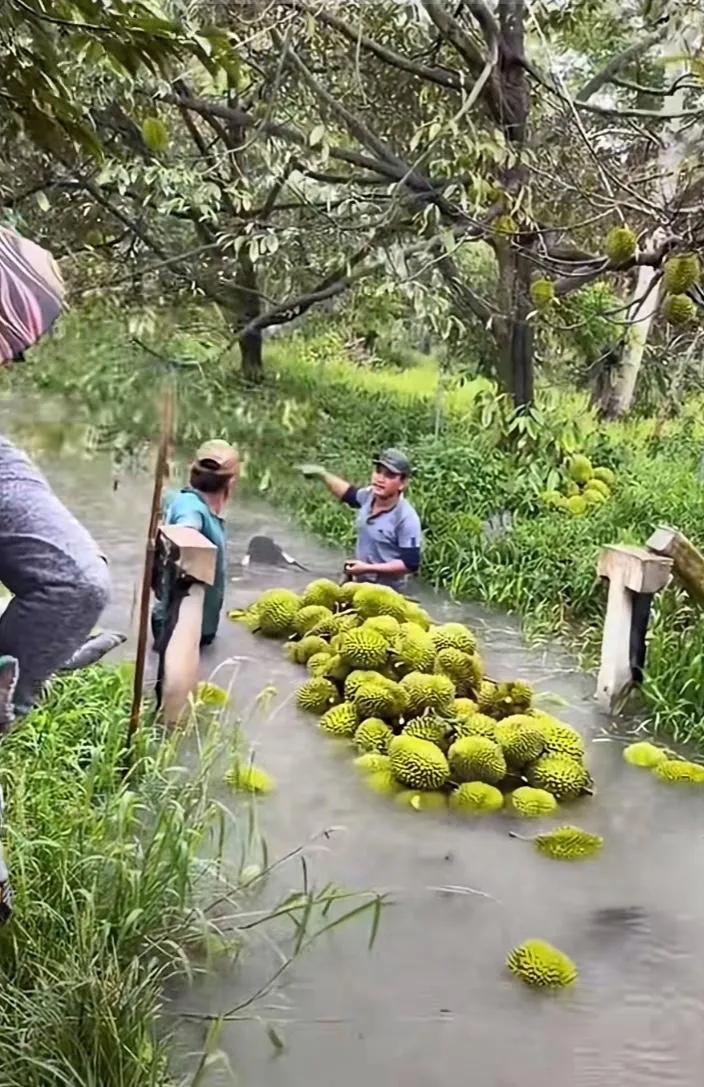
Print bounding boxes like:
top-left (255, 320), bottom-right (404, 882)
top-left (5, 401), bottom-right (704, 1087)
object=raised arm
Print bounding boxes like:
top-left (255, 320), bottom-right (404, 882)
top-left (299, 464), bottom-right (356, 502)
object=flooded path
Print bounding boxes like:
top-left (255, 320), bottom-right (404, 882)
top-left (5, 403), bottom-right (704, 1086)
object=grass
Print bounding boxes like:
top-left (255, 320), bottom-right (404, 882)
top-left (9, 306), bottom-right (704, 743)
top-left (0, 664), bottom-right (384, 1085)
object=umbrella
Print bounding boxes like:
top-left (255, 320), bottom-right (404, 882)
top-left (0, 225), bottom-right (65, 364)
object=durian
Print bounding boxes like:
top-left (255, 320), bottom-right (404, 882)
top-left (431, 622), bottom-right (477, 656)
top-left (653, 759), bottom-right (704, 784)
top-left (535, 717), bottom-right (585, 760)
top-left (337, 581), bottom-right (359, 606)
top-left (494, 715), bottom-right (546, 767)
top-left (288, 634), bottom-right (329, 664)
top-left (481, 679), bottom-right (533, 719)
top-left (593, 466), bottom-right (615, 487)
top-left (404, 602), bottom-right (432, 630)
top-left (454, 712), bottom-right (497, 740)
top-left (507, 939), bottom-right (577, 988)
top-left (454, 698), bottom-right (478, 719)
top-left (354, 679), bottom-right (407, 721)
top-left (400, 672), bottom-right (455, 717)
top-left (449, 781), bottom-right (504, 815)
top-left (363, 615), bottom-right (401, 642)
top-left (388, 735), bottom-right (450, 790)
top-left (395, 790), bottom-right (448, 812)
top-left (663, 292), bottom-right (697, 326)
top-left (584, 478), bottom-right (610, 499)
top-left (335, 612), bottom-right (361, 634)
top-left (434, 647), bottom-right (482, 696)
top-left (541, 489), bottom-right (564, 509)
top-left (530, 279), bottom-right (555, 310)
top-left (353, 584), bottom-right (408, 621)
top-left (307, 651), bottom-right (333, 676)
top-left (339, 627), bottom-right (388, 670)
top-left (256, 589), bottom-right (300, 637)
top-left (623, 741), bottom-right (667, 768)
top-left (567, 454), bottom-right (593, 484)
top-left (307, 615), bottom-right (340, 639)
top-left (353, 752), bottom-right (391, 774)
top-left (355, 718), bottom-right (394, 753)
top-left (402, 715), bottom-right (453, 751)
top-left (510, 786), bottom-right (557, 818)
top-left (448, 735), bottom-right (507, 784)
top-left (605, 225), bottom-right (636, 264)
top-left (294, 604), bottom-right (332, 637)
top-left (583, 487), bottom-right (607, 507)
top-left (392, 623), bottom-right (436, 675)
top-left (319, 653), bottom-right (349, 683)
top-left (663, 253), bottom-right (700, 294)
top-left (300, 578), bottom-right (340, 610)
top-left (566, 495), bottom-right (587, 516)
top-left (365, 768), bottom-right (404, 795)
top-left (296, 676), bottom-right (339, 714)
top-left (526, 754), bottom-right (592, 799)
top-left (195, 681), bottom-right (229, 707)
top-left (225, 762), bottom-right (276, 795)
top-left (319, 701), bottom-right (358, 737)
top-left (344, 669), bottom-right (380, 701)
top-left (531, 824), bottom-right (604, 861)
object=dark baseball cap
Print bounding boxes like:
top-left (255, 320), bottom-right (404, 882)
top-left (373, 448), bottom-right (412, 477)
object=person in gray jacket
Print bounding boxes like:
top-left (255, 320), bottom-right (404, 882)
top-left (300, 448), bottom-right (422, 592)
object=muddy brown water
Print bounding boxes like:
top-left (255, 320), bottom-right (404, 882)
top-left (5, 403), bottom-right (704, 1087)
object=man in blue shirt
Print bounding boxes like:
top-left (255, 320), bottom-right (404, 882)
top-left (300, 448), bottom-right (422, 591)
top-left (152, 439), bottom-right (239, 649)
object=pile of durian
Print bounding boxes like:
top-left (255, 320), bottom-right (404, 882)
top-left (230, 580), bottom-right (595, 819)
top-left (541, 455), bottom-right (615, 516)
top-left (624, 740), bottom-right (704, 784)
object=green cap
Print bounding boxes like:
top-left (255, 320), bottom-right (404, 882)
top-left (374, 448), bottom-right (412, 477)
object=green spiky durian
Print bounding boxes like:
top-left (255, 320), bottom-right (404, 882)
top-left (454, 698), bottom-right (478, 719)
top-left (434, 647), bottom-right (482, 696)
top-left (593, 466), bottom-right (615, 487)
top-left (454, 712), bottom-right (497, 740)
top-left (510, 786), bottom-right (558, 818)
top-left (526, 754), bottom-right (592, 799)
top-left (388, 735), bottom-right (450, 790)
top-left (507, 939), bottom-right (577, 989)
top-left (355, 718), bottom-right (395, 753)
top-left (344, 670), bottom-right (380, 701)
top-left (392, 623), bottom-right (437, 675)
top-left (296, 676), bottom-right (340, 714)
top-left (363, 615), bottom-right (401, 642)
top-left (307, 651), bottom-right (333, 676)
top-left (430, 622), bottom-right (477, 656)
top-left (294, 604), bottom-right (333, 637)
top-left (313, 653), bottom-right (348, 683)
top-left (565, 481), bottom-right (580, 497)
top-left (530, 278), bottom-right (555, 310)
top-left (584, 477), bottom-right (610, 499)
top-left (583, 487), bottom-right (607, 508)
top-left (663, 252), bottom-right (700, 294)
top-left (623, 741), bottom-right (667, 768)
top-left (535, 716), bottom-right (585, 760)
top-left (541, 489), bottom-right (565, 509)
top-left (337, 581), bottom-right (359, 606)
top-left (395, 790), bottom-right (448, 812)
top-left (354, 752), bottom-right (391, 774)
top-left (482, 679), bottom-right (533, 720)
top-left (301, 578), bottom-right (340, 610)
top-left (663, 292), bottom-right (697, 326)
top-left (225, 763), bottom-right (276, 795)
top-left (567, 454), bottom-right (593, 484)
top-left (307, 615), bottom-right (340, 639)
top-left (566, 495), bottom-right (587, 516)
top-left (354, 679), bottom-right (407, 721)
top-left (653, 759), bottom-right (704, 784)
top-left (495, 214), bottom-right (517, 235)
top-left (256, 589), bottom-right (300, 636)
top-left (319, 701), bottom-right (358, 737)
top-left (531, 824), bottom-right (603, 861)
top-left (365, 768), bottom-right (404, 795)
top-left (449, 781), bottom-right (504, 815)
top-left (494, 715), bottom-right (546, 767)
top-left (196, 681), bottom-right (228, 707)
top-left (605, 225), bottom-right (636, 264)
top-left (338, 627), bottom-right (388, 669)
top-left (400, 672), bottom-right (455, 717)
top-left (402, 715), bottom-right (453, 752)
top-left (288, 634), bottom-right (330, 665)
top-left (404, 602), bottom-right (432, 630)
top-left (335, 612), bottom-right (362, 634)
top-left (448, 735), bottom-right (507, 784)
top-left (353, 584), bottom-right (409, 621)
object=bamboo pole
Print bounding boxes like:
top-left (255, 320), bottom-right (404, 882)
top-left (127, 387), bottom-right (175, 744)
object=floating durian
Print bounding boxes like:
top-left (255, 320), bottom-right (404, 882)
top-left (354, 752), bottom-right (391, 774)
top-left (431, 622), bottom-right (477, 656)
top-left (449, 781), bottom-right (504, 815)
top-left (300, 578), bottom-right (340, 610)
top-left (288, 634), bottom-right (330, 665)
top-left (535, 716), bottom-right (585, 760)
top-left (355, 718), bottom-right (395, 753)
top-left (363, 615), bottom-right (401, 642)
top-left (256, 589), bottom-right (300, 636)
top-left (388, 735), bottom-right (450, 790)
top-left (510, 786), bottom-right (557, 818)
top-left (293, 604), bottom-right (333, 637)
top-left (507, 939), bottom-right (577, 988)
top-left (392, 623), bottom-right (437, 675)
top-left (454, 712), bottom-right (497, 740)
top-left (623, 741), bottom-right (667, 769)
top-left (524, 824), bottom-right (604, 861)
top-left (494, 715), bottom-right (546, 767)
top-left (395, 790), bottom-right (448, 812)
top-left (448, 735), bottom-right (507, 784)
top-left (296, 676), bottom-right (339, 714)
top-left (353, 584), bottom-right (409, 621)
top-left (434, 647), bottom-right (482, 696)
top-left (400, 672), bottom-right (456, 717)
top-left (526, 754), bottom-right (592, 799)
top-left (339, 627), bottom-right (388, 670)
top-left (225, 762), bottom-right (276, 795)
top-left (319, 701), bottom-right (358, 737)
top-left (402, 715), bottom-right (453, 752)
top-left (653, 759), bottom-right (704, 784)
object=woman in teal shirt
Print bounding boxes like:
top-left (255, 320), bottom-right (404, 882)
top-left (152, 439), bottom-right (239, 649)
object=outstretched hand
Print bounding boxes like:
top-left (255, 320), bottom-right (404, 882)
top-left (297, 464), bottom-right (325, 480)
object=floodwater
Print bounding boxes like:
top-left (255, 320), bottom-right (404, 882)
top-left (4, 401), bottom-right (704, 1087)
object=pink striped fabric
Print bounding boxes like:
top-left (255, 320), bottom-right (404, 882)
top-left (0, 226), bottom-right (65, 364)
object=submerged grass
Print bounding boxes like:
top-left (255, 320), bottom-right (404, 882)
top-left (11, 308), bottom-right (704, 743)
top-left (0, 665), bottom-right (384, 1085)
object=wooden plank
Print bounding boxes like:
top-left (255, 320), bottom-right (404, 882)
top-left (161, 584), bottom-right (205, 727)
top-left (597, 544), bottom-right (671, 595)
top-left (159, 525), bottom-right (217, 586)
top-left (646, 525), bottom-right (704, 606)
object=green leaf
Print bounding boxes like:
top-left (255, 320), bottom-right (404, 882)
top-left (142, 116), bottom-right (170, 153)
top-left (35, 191), bottom-right (50, 213)
top-left (309, 124), bottom-right (326, 148)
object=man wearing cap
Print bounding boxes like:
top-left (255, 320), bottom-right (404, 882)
top-left (151, 439), bottom-right (239, 649)
top-left (300, 448), bottom-right (422, 591)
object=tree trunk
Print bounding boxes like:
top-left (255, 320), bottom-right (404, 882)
top-left (239, 328), bottom-right (263, 381)
top-left (234, 248), bottom-right (263, 381)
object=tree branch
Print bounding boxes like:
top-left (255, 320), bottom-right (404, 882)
top-left (576, 27), bottom-right (667, 102)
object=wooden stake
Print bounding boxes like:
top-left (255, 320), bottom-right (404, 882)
top-left (127, 387), bottom-right (175, 744)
